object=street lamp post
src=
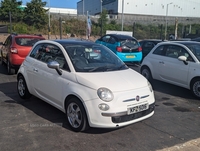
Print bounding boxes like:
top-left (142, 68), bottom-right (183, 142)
top-left (100, 0), bottom-right (102, 13)
top-left (121, 0), bottom-right (124, 31)
top-left (164, 2), bottom-right (173, 40)
top-left (48, 0), bottom-right (51, 39)
top-left (100, 0), bottom-right (103, 36)
top-left (83, 0), bottom-right (84, 15)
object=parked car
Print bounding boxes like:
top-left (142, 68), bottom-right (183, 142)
top-left (139, 39), bottom-right (163, 60)
top-left (17, 39), bottom-right (155, 132)
top-left (95, 34), bottom-right (142, 63)
top-left (140, 41), bottom-right (200, 98)
top-left (191, 37), bottom-right (200, 42)
top-left (0, 33), bottom-right (45, 74)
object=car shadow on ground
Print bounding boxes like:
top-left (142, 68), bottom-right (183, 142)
top-left (150, 79), bottom-right (198, 101)
top-left (0, 81), bottom-right (120, 134)
top-left (0, 64), bottom-right (7, 74)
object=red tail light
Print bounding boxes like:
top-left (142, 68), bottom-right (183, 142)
top-left (138, 46), bottom-right (142, 52)
top-left (94, 50), bottom-right (101, 53)
top-left (10, 47), bottom-right (18, 54)
top-left (116, 46), bottom-right (122, 52)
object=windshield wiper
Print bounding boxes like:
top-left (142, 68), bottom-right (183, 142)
top-left (118, 64), bottom-right (128, 70)
top-left (88, 66), bottom-right (107, 72)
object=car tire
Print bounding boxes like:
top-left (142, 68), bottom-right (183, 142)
top-left (17, 75), bottom-right (31, 99)
top-left (141, 66), bottom-right (152, 81)
top-left (7, 60), bottom-right (15, 75)
top-left (190, 78), bottom-right (200, 98)
top-left (0, 52), bottom-right (5, 65)
top-left (66, 97), bottom-right (89, 132)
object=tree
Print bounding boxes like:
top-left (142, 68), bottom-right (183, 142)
top-left (98, 9), bottom-right (108, 36)
top-left (23, 0), bottom-right (48, 29)
top-left (0, 0), bottom-right (23, 22)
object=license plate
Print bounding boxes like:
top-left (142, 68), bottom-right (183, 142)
top-left (127, 103), bottom-right (149, 115)
top-left (126, 55), bottom-right (135, 58)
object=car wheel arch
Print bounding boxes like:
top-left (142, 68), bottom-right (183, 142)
top-left (190, 77), bottom-right (200, 98)
top-left (141, 65), bottom-right (153, 80)
top-left (64, 95), bottom-right (90, 131)
top-left (64, 95), bottom-right (89, 117)
top-left (17, 73), bottom-right (32, 94)
top-left (17, 73), bottom-right (32, 99)
top-left (141, 65), bottom-right (152, 75)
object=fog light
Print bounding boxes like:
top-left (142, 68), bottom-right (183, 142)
top-left (98, 103), bottom-right (110, 111)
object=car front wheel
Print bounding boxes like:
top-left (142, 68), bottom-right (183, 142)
top-left (66, 97), bottom-right (89, 132)
top-left (141, 66), bottom-right (152, 81)
top-left (191, 78), bottom-right (200, 98)
top-left (17, 75), bottom-right (31, 99)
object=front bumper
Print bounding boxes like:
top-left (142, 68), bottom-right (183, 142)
top-left (111, 103), bottom-right (155, 123)
top-left (84, 86), bottom-right (155, 128)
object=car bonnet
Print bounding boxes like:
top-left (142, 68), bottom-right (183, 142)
top-left (75, 68), bottom-right (148, 91)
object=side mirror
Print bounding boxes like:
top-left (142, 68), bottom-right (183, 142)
top-left (47, 61), bottom-right (62, 75)
top-left (178, 56), bottom-right (188, 65)
top-left (0, 42), bottom-right (3, 45)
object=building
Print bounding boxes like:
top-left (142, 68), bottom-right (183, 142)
top-left (19, 5), bottom-right (77, 16)
top-left (44, 7), bottom-right (77, 16)
top-left (77, 0), bottom-right (200, 24)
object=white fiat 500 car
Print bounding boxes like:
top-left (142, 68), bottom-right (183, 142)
top-left (141, 41), bottom-right (200, 98)
top-left (17, 39), bottom-right (155, 132)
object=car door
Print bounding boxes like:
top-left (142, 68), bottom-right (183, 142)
top-left (155, 45), bottom-right (190, 87)
top-left (28, 43), bottom-right (71, 109)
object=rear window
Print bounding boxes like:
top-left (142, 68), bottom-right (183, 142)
top-left (15, 37), bottom-right (43, 46)
top-left (120, 39), bottom-right (138, 48)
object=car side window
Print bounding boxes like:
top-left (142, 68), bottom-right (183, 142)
top-left (30, 44), bottom-right (70, 71)
top-left (144, 42), bottom-right (155, 49)
top-left (153, 45), bottom-right (165, 56)
top-left (165, 45), bottom-right (180, 58)
top-left (108, 37), bottom-right (116, 44)
top-left (4, 36), bottom-right (12, 46)
top-left (30, 44), bottom-right (42, 58)
top-left (102, 36), bottom-right (110, 43)
top-left (178, 47), bottom-right (194, 62)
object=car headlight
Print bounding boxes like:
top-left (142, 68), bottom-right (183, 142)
top-left (148, 81), bottom-right (153, 92)
top-left (97, 87), bottom-right (114, 102)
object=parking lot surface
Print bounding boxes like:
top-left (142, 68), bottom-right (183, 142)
top-left (0, 64), bottom-right (200, 151)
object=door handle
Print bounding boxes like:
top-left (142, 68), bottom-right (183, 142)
top-left (33, 68), bottom-right (38, 72)
top-left (159, 61), bottom-right (164, 64)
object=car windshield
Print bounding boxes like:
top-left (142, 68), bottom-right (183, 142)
top-left (120, 39), bottom-right (138, 48)
top-left (184, 43), bottom-right (200, 61)
top-left (63, 44), bottom-right (128, 72)
top-left (15, 38), bottom-right (42, 46)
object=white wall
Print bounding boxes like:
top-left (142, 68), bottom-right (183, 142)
top-left (77, 0), bottom-right (200, 18)
top-left (118, 0), bottom-right (200, 18)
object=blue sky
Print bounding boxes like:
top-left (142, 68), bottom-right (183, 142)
top-left (22, 0), bottom-right (80, 9)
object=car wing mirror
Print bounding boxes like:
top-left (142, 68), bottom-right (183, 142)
top-left (178, 56), bottom-right (188, 65)
top-left (47, 61), bottom-right (62, 75)
top-left (0, 42), bottom-right (3, 45)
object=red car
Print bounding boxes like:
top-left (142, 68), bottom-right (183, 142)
top-left (0, 33), bottom-right (45, 74)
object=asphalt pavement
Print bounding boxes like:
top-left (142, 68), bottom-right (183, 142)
top-left (0, 63), bottom-right (200, 151)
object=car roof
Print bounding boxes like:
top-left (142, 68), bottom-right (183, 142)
top-left (11, 33), bottom-right (44, 38)
top-left (53, 39), bottom-right (98, 46)
top-left (163, 41), bottom-right (200, 44)
top-left (140, 39), bottom-right (163, 42)
top-left (191, 37), bottom-right (200, 42)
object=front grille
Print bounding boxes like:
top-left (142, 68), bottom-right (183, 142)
top-left (112, 103), bottom-right (155, 123)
